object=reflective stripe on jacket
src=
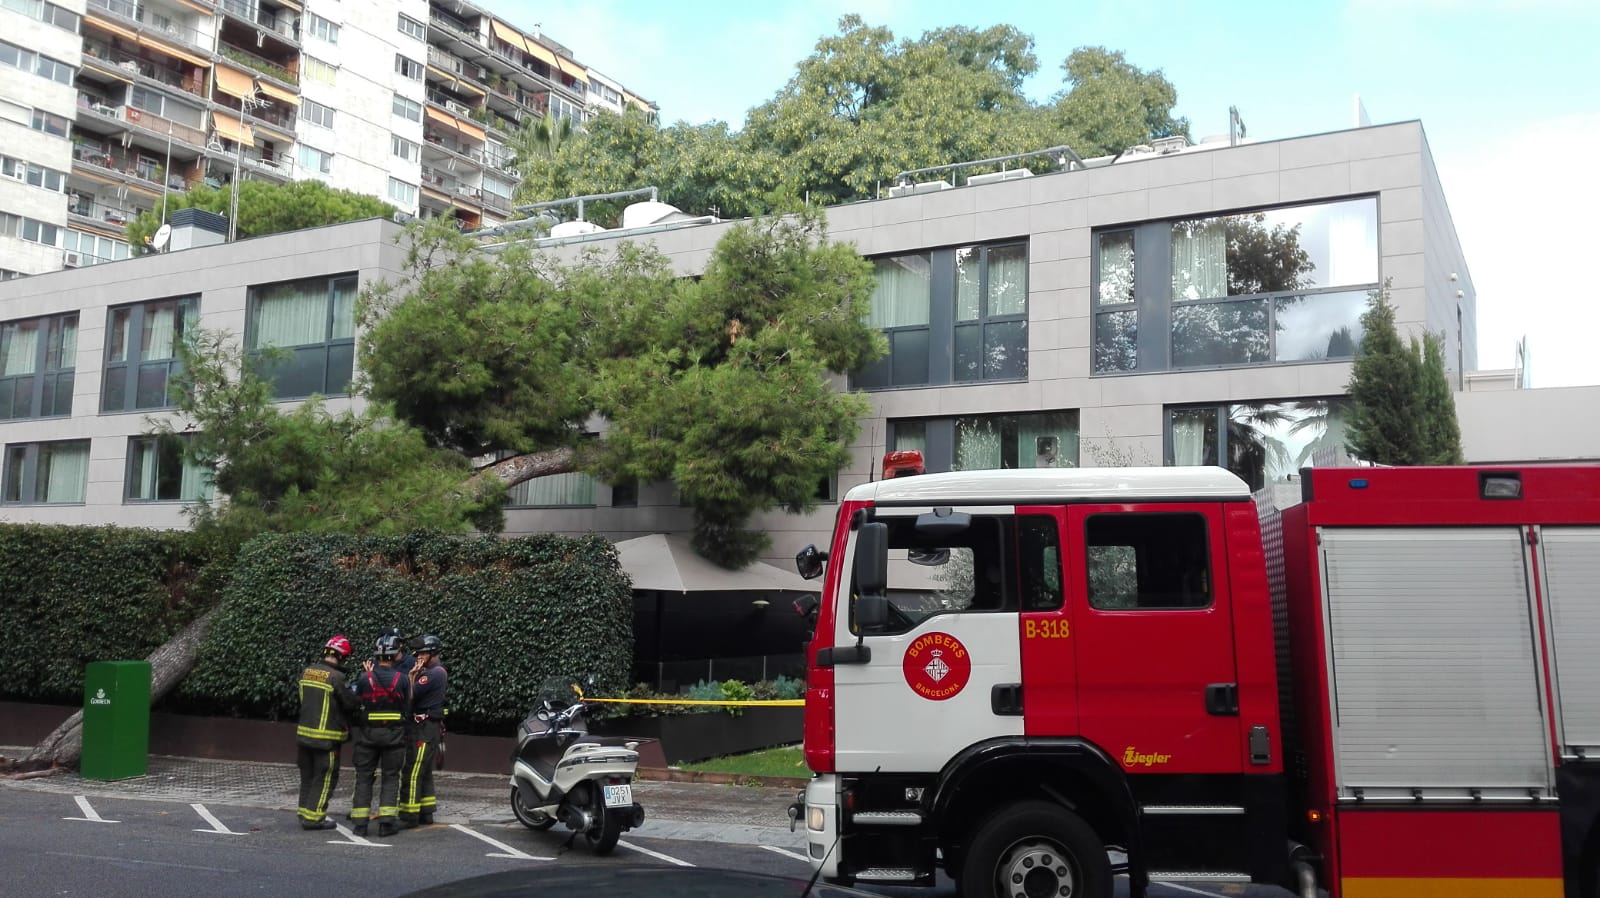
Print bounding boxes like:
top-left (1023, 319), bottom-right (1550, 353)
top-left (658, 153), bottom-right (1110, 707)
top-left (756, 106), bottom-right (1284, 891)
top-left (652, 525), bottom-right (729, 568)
top-left (296, 660), bottom-right (356, 747)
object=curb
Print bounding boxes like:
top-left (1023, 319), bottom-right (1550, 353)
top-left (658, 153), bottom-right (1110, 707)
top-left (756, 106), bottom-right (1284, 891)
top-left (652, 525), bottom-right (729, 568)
top-left (637, 767), bottom-right (809, 789)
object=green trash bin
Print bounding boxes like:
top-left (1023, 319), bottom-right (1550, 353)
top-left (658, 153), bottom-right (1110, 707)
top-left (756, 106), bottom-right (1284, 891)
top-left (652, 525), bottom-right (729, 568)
top-left (81, 660), bottom-right (152, 781)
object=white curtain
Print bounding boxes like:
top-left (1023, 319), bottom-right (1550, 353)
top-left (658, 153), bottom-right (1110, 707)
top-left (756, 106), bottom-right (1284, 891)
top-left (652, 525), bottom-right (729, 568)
top-left (868, 256), bottom-right (931, 329)
top-left (179, 453), bottom-right (213, 501)
top-left (54, 316), bottom-right (77, 371)
top-left (1170, 218), bottom-right (1227, 301)
top-left (1170, 410), bottom-right (1211, 466)
top-left (2, 322), bottom-right (39, 376)
top-left (988, 245), bottom-right (1027, 317)
top-left (1018, 412), bottom-right (1077, 468)
top-left (132, 438), bottom-right (158, 499)
top-left (41, 442), bottom-right (88, 503)
top-left (955, 248), bottom-right (980, 322)
top-left (508, 472), bottom-right (595, 507)
top-left (107, 308), bottom-right (132, 363)
top-left (893, 423), bottom-right (926, 454)
top-left (143, 303), bottom-right (177, 360)
top-left (330, 279), bottom-right (356, 340)
top-left (251, 283), bottom-right (327, 348)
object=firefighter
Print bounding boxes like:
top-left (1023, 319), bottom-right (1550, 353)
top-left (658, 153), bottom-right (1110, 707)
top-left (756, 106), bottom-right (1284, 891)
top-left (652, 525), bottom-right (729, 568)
top-left (381, 626), bottom-right (414, 678)
top-left (296, 635), bottom-right (359, 830)
top-left (349, 634), bottom-right (411, 837)
top-left (398, 633), bottom-right (447, 828)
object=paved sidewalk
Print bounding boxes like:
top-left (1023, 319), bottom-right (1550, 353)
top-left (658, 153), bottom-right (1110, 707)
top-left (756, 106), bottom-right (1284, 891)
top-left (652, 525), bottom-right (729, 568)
top-left (0, 747), bottom-right (805, 849)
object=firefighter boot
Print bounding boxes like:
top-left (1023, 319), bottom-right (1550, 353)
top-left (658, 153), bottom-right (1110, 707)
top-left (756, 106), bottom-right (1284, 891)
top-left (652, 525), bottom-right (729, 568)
top-left (352, 822), bottom-right (368, 837)
top-left (398, 814), bottom-right (419, 829)
top-left (418, 811), bottom-right (434, 825)
top-left (378, 820), bottom-right (398, 837)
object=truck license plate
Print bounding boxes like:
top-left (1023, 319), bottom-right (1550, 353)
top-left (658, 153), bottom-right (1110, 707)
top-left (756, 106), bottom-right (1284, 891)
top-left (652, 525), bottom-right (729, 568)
top-left (603, 783), bottom-right (632, 808)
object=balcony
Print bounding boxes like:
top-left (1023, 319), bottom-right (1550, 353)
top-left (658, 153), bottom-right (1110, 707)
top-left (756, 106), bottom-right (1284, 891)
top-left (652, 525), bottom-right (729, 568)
top-left (67, 195), bottom-right (145, 230)
top-left (427, 9), bottom-right (479, 45)
top-left (206, 150), bottom-right (293, 185)
top-left (218, 42), bottom-right (297, 86)
top-left (86, 0), bottom-right (211, 54)
top-left (74, 94), bottom-right (209, 154)
top-left (81, 38), bottom-right (207, 98)
top-left (427, 45), bottom-right (465, 74)
top-left (216, 0), bottom-right (298, 45)
top-left (71, 144), bottom-right (167, 192)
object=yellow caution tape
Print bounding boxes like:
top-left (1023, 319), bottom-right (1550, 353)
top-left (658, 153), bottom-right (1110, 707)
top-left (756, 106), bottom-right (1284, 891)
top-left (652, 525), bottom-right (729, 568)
top-left (584, 697), bottom-right (805, 708)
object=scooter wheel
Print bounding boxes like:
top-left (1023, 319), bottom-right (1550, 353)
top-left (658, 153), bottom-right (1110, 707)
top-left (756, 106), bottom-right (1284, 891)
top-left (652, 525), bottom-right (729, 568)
top-left (510, 786), bottom-right (556, 831)
top-left (584, 784), bottom-right (624, 855)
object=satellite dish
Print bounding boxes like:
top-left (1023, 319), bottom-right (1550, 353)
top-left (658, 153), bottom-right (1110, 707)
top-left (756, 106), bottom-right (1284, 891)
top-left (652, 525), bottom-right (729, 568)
top-left (152, 223), bottom-right (172, 252)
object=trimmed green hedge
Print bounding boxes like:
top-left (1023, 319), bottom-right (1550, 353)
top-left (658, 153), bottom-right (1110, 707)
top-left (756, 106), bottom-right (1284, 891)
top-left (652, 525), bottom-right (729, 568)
top-left (0, 525), bottom-right (228, 704)
top-left (177, 531), bottom-right (633, 734)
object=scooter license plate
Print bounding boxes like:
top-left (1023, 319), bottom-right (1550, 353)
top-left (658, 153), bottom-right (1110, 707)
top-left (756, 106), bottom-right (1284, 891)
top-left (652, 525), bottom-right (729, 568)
top-left (603, 783), bottom-right (632, 808)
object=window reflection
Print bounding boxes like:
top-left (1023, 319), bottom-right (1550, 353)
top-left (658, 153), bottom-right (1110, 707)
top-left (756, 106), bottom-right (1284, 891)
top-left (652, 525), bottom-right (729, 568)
top-left (1167, 399), bottom-right (1352, 492)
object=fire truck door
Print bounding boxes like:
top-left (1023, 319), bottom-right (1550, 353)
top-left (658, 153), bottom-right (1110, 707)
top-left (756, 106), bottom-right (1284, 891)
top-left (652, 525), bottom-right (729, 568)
top-left (1066, 504), bottom-right (1244, 775)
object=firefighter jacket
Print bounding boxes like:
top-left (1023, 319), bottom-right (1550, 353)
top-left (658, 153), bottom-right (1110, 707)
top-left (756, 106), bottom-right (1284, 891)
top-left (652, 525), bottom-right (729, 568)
top-left (410, 661), bottom-right (448, 719)
top-left (355, 663), bottom-right (412, 729)
top-left (296, 660), bottom-right (359, 748)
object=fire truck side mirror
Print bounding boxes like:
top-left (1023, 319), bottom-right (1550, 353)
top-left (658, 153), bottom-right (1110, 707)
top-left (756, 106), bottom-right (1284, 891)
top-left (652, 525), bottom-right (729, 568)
top-left (795, 544), bottom-right (828, 580)
top-left (854, 523), bottom-right (890, 632)
top-left (856, 595), bottom-right (889, 632)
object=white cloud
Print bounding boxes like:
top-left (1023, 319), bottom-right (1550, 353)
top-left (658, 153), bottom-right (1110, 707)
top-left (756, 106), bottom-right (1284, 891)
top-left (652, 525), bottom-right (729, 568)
top-left (1435, 113), bottom-right (1600, 386)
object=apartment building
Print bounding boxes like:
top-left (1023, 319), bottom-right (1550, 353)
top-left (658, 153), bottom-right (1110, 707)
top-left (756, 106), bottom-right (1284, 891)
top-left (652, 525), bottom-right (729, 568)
top-left (0, 0), bottom-right (657, 277)
top-left (3, 121), bottom-right (1588, 571)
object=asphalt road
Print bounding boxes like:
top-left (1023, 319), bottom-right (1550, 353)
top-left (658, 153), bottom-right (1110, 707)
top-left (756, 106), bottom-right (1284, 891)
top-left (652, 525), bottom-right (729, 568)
top-left (0, 789), bottom-right (1291, 897)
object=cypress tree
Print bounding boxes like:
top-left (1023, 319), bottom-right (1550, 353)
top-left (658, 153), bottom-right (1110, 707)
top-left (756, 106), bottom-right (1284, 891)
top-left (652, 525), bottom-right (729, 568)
top-left (1345, 288), bottom-right (1425, 464)
top-left (1416, 331), bottom-right (1465, 464)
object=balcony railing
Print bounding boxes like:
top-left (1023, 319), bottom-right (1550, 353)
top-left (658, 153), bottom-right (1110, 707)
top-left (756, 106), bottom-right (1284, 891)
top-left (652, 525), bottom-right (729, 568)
top-left (75, 94), bottom-right (209, 151)
top-left (218, 42), bottom-right (297, 85)
top-left (72, 144), bottom-right (166, 188)
top-left (427, 45), bottom-right (465, 73)
top-left (82, 38), bottom-right (207, 97)
top-left (86, 0), bottom-right (211, 53)
top-left (481, 191), bottom-right (511, 213)
top-left (216, 0), bottom-right (298, 43)
top-left (67, 195), bottom-right (143, 227)
top-left (427, 10), bottom-right (478, 43)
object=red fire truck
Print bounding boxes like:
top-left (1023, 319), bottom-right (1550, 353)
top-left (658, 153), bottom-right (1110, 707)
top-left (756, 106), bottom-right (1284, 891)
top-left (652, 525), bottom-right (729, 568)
top-left (790, 461), bottom-right (1600, 898)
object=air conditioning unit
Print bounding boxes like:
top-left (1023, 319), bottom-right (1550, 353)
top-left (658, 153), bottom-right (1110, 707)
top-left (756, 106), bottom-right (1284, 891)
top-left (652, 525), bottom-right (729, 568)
top-left (63, 252), bottom-right (82, 268)
top-left (967, 169), bottom-right (1034, 187)
top-left (445, 100), bottom-right (470, 116)
top-left (887, 179), bottom-right (953, 198)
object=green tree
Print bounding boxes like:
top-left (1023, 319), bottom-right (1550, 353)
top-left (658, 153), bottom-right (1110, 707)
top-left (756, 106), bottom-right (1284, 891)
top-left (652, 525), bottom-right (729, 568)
top-left (359, 209), bottom-right (881, 565)
top-left (1345, 287), bottom-right (1462, 465)
top-left (126, 180), bottom-right (395, 253)
top-left (512, 17), bottom-right (1185, 223)
top-left (156, 330), bottom-right (503, 541)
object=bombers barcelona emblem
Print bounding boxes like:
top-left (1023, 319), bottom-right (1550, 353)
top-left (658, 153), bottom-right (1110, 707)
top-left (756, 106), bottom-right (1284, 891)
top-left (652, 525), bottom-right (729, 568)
top-left (902, 632), bottom-right (972, 701)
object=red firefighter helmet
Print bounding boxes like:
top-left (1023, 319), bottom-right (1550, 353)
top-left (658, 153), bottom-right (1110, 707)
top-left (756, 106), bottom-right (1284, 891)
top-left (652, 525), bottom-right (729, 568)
top-left (324, 635), bottom-right (353, 659)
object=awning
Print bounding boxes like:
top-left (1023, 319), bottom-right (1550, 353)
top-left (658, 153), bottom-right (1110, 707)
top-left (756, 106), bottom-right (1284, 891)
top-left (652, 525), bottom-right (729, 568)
top-left (489, 20), bottom-right (528, 53)
top-left (614, 534), bottom-right (821, 595)
top-left (84, 15), bottom-right (139, 42)
top-left (554, 56), bottom-right (588, 85)
top-left (172, 0), bottom-right (214, 12)
top-left (521, 39), bottom-right (557, 69)
top-left (211, 110), bottom-right (253, 145)
top-left (427, 65), bottom-right (486, 97)
top-left (214, 66), bottom-right (255, 100)
top-left (255, 80), bottom-right (297, 104)
top-left (138, 36), bottom-right (210, 69)
top-left (425, 106), bottom-right (486, 142)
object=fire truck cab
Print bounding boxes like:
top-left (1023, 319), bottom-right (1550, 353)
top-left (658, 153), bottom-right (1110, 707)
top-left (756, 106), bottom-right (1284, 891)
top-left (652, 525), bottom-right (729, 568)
top-left (793, 462), bottom-right (1600, 898)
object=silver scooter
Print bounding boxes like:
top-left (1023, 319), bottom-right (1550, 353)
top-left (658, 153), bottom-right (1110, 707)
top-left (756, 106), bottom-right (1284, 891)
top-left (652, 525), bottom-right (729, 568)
top-left (509, 681), bottom-right (645, 854)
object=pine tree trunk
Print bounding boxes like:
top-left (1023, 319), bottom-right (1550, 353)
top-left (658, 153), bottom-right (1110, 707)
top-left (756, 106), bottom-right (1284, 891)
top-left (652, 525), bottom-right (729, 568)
top-left (471, 447), bottom-right (577, 490)
top-left (19, 605), bottom-right (222, 771)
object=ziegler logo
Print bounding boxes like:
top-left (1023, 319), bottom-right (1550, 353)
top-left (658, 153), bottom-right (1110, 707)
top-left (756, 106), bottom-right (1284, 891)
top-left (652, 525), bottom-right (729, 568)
top-left (1123, 746), bottom-right (1172, 768)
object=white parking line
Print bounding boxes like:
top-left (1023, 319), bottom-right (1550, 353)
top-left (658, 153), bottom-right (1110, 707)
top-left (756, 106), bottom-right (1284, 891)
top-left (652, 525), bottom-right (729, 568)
top-left (1154, 883), bottom-right (1225, 897)
top-left (450, 823), bottom-right (553, 861)
top-left (328, 822), bottom-right (392, 848)
top-left (760, 845), bottom-right (810, 863)
top-left (190, 803), bottom-right (245, 835)
top-left (618, 839), bottom-right (694, 867)
top-left (63, 795), bottom-right (118, 823)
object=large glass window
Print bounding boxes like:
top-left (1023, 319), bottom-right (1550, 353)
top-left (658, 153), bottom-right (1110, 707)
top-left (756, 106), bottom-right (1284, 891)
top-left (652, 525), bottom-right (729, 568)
top-left (506, 472), bottom-right (596, 507)
top-left (890, 411), bottom-right (1079, 474)
top-left (1094, 198), bottom-right (1378, 374)
top-left (102, 297), bottom-right (198, 413)
top-left (1086, 513), bottom-right (1211, 610)
top-left (126, 435), bottom-right (212, 502)
top-left (1166, 398), bottom-right (1352, 492)
top-left (854, 241), bottom-right (1029, 390)
top-left (2, 439), bottom-right (89, 504)
top-left (0, 313), bottom-right (75, 419)
top-left (246, 274), bottom-right (357, 399)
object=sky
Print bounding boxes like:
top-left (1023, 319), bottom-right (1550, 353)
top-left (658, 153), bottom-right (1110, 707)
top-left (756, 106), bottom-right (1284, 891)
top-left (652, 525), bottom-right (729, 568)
top-left (502, 0), bottom-right (1600, 387)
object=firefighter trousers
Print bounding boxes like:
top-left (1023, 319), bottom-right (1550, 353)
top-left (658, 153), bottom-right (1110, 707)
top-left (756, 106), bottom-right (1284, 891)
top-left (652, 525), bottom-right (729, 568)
top-left (295, 742), bottom-right (341, 825)
top-left (350, 727), bottom-right (406, 823)
top-left (399, 720), bottom-right (441, 821)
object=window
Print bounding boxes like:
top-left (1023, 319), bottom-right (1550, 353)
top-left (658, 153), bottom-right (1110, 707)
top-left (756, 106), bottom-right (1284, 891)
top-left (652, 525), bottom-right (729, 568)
top-left (506, 472), bottom-right (596, 507)
top-left (1093, 197), bottom-right (1379, 374)
top-left (548, 94), bottom-right (583, 123)
top-left (0, 0), bottom-right (78, 32)
top-left (297, 144), bottom-right (332, 174)
top-left (1086, 513), bottom-right (1211, 610)
top-left (306, 12), bottom-right (338, 43)
top-left (850, 513), bottom-right (1061, 636)
top-left (1, 157), bottom-right (66, 192)
top-left (0, 41), bottom-right (73, 84)
top-left (482, 175), bottom-right (514, 199)
top-left (1167, 398), bottom-right (1352, 492)
top-left (246, 274), bottom-right (357, 399)
top-left (397, 14), bottom-right (426, 40)
top-left (300, 98), bottom-right (335, 129)
top-left (890, 411), bottom-right (1079, 474)
top-left (102, 297), bottom-right (198, 413)
top-left (2, 439), bottom-right (89, 504)
top-left (854, 242), bottom-right (1029, 390)
top-left (0, 313), bottom-right (75, 419)
top-left (126, 435), bottom-right (212, 502)
top-left (62, 230), bottom-right (132, 265)
top-left (392, 94), bottom-right (421, 122)
top-left (1, 212), bottom-right (63, 247)
top-left (611, 481), bottom-right (637, 507)
top-left (387, 177), bottom-right (417, 206)
top-left (302, 56), bottom-right (337, 85)
top-left (391, 135), bottom-right (419, 163)
top-left (30, 108), bottom-right (68, 136)
top-left (395, 54), bottom-right (423, 81)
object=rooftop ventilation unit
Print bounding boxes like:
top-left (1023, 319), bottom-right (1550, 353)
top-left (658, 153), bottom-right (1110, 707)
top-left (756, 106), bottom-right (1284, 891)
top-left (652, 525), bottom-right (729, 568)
top-left (1151, 136), bottom-right (1191, 155)
top-left (967, 169), bottom-right (1034, 187)
top-left (549, 220), bottom-right (605, 239)
top-left (621, 200), bottom-right (693, 229)
top-left (887, 179), bottom-right (953, 198)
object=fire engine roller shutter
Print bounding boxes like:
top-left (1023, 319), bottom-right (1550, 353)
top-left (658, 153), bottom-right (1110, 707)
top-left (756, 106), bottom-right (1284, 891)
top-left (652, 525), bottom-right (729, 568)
top-left (1538, 527), bottom-right (1600, 756)
top-left (1320, 527), bottom-right (1551, 799)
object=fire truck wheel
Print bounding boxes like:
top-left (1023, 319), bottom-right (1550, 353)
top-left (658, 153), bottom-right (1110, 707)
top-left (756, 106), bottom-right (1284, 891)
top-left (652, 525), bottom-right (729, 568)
top-left (960, 800), bottom-right (1111, 898)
